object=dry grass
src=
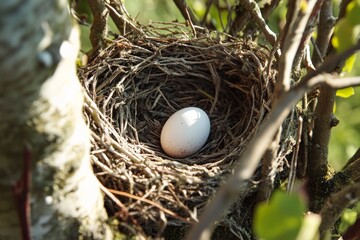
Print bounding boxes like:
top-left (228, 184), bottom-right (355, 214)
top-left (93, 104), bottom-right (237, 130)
top-left (79, 22), bottom-right (276, 238)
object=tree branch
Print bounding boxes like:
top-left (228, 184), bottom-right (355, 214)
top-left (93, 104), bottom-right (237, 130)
top-left (229, 0), bottom-right (277, 45)
top-left (248, 0), bottom-right (277, 45)
top-left (173, 0), bottom-right (200, 26)
top-left (343, 148), bottom-right (360, 169)
top-left (105, 2), bottom-right (144, 35)
top-left (261, 0), bottom-right (281, 20)
top-left (88, 0), bottom-right (109, 59)
top-left (312, 0), bottom-right (335, 67)
top-left (292, 0), bottom-right (323, 72)
top-left (319, 183), bottom-right (360, 239)
top-left (107, 0), bottom-right (127, 34)
top-left (275, 0), bottom-right (319, 98)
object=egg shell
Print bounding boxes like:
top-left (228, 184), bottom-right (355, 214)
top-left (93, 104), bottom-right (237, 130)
top-left (160, 107), bottom-right (210, 158)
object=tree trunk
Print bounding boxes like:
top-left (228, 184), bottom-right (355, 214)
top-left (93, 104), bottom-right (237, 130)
top-left (0, 1), bottom-right (112, 239)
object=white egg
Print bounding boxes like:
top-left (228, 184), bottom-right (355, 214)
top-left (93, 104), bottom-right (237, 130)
top-left (160, 107), bottom-right (211, 158)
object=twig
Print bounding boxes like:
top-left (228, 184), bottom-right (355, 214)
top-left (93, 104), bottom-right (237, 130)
top-left (341, 157), bottom-right (360, 183)
top-left (107, 188), bottom-right (192, 223)
top-left (98, 180), bottom-right (129, 218)
top-left (255, 130), bottom-right (281, 203)
top-left (186, 74), bottom-right (360, 240)
top-left (339, 0), bottom-right (352, 21)
top-left (319, 182), bottom-right (360, 239)
top-left (275, 0), bottom-right (318, 98)
top-left (105, 2), bottom-right (144, 35)
top-left (228, 3), bottom-right (250, 36)
top-left (242, 0), bottom-right (277, 45)
top-left (229, 0), bottom-right (277, 45)
top-left (173, 0), bottom-right (200, 26)
top-left (201, 0), bottom-right (214, 25)
top-left (312, 0), bottom-right (335, 67)
top-left (287, 116), bottom-right (303, 193)
top-left (261, 0), bottom-right (281, 20)
top-left (343, 148), bottom-right (360, 169)
top-left (292, 0), bottom-right (323, 72)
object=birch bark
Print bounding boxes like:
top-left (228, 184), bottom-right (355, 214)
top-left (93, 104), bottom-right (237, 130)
top-left (0, 1), bottom-right (112, 239)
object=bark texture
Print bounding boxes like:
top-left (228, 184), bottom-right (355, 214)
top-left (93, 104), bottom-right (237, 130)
top-left (0, 1), bottom-right (112, 239)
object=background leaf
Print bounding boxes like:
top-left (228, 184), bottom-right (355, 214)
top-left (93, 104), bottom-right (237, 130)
top-left (253, 191), bottom-right (306, 240)
top-left (336, 87), bottom-right (355, 98)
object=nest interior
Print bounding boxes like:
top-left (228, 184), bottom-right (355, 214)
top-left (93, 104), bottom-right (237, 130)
top-left (79, 23), bottom-right (275, 238)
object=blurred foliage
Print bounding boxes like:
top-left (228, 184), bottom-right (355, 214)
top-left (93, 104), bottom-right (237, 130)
top-left (253, 191), bottom-right (318, 240)
top-left (330, 0), bottom-right (360, 170)
top-left (339, 206), bottom-right (358, 234)
top-left (330, 84), bottom-right (360, 170)
top-left (332, 0), bottom-right (360, 72)
top-left (125, 0), bottom-right (183, 23)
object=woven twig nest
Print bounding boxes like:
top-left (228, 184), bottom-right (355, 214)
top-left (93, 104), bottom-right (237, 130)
top-left (79, 23), bottom-right (275, 237)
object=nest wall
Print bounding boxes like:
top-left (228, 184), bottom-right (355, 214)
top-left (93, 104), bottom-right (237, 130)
top-left (79, 25), bottom-right (275, 237)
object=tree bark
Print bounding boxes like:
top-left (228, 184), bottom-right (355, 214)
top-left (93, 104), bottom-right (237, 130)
top-left (0, 1), bottom-right (112, 239)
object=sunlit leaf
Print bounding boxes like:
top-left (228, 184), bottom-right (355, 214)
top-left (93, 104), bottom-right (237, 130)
top-left (339, 209), bottom-right (358, 233)
top-left (332, 19), bottom-right (356, 52)
top-left (343, 54), bottom-right (357, 72)
top-left (300, 0), bottom-right (308, 13)
top-left (346, 0), bottom-right (360, 26)
top-left (336, 87), bottom-right (355, 98)
top-left (254, 191), bottom-right (306, 240)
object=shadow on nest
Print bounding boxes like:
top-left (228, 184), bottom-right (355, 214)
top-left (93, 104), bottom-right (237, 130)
top-left (79, 22), bottom-right (276, 238)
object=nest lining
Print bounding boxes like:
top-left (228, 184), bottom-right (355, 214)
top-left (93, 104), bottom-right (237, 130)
top-left (79, 23), bottom-right (275, 236)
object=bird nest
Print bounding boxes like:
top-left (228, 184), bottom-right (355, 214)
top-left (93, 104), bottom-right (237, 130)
top-left (79, 23), bottom-right (275, 238)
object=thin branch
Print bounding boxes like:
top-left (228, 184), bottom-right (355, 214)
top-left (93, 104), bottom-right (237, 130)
top-left (228, 0), bottom-right (277, 45)
top-left (107, 0), bottom-right (129, 35)
top-left (304, 40), bottom-right (360, 81)
top-left (255, 130), bottom-right (281, 203)
top-left (173, 0), bottom-right (200, 26)
top-left (201, 0), bottom-right (214, 25)
top-left (186, 73), bottom-right (360, 240)
top-left (228, 3), bottom-right (250, 36)
top-left (343, 148), bottom-right (360, 169)
top-left (88, 0), bottom-right (109, 59)
top-left (312, 0), bottom-right (335, 67)
top-left (242, 0), bottom-right (277, 45)
top-left (293, 0), bottom-right (323, 72)
top-left (338, 0), bottom-right (352, 20)
top-left (105, 2), bottom-right (144, 35)
top-left (261, 0), bottom-right (281, 20)
top-left (287, 116), bottom-right (303, 193)
top-left (319, 182), bottom-right (360, 239)
top-left (341, 157), bottom-right (360, 183)
top-left (275, 0), bottom-right (319, 98)
top-left (108, 188), bottom-right (192, 223)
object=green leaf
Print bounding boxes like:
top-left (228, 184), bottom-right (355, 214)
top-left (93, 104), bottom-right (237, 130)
top-left (253, 191), bottom-right (306, 240)
top-left (339, 209), bottom-right (357, 233)
top-left (346, 0), bottom-right (360, 26)
top-left (336, 87), bottom-right (355, 98)
top-left (332, 19), bottom-right (356, 53)
top-left (343, 54), bottom-right (357, 72)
